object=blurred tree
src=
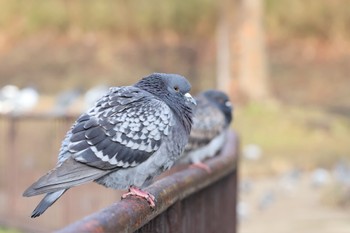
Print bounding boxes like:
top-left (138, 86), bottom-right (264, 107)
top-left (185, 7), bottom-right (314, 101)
top-left (217, 0), bottom-right (270, 101)
top-left (236, 0), bottom-right (270, 100)
top-left (216, 0), bottom-right (234, 95)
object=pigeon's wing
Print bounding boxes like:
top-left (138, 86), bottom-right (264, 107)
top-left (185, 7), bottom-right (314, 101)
top-left (69, 86), bottom-right (174, 170)
top-left (184, 96), bottom-right (226, 152)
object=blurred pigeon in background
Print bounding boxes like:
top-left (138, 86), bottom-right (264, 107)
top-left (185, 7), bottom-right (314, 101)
top-left (243, 144), bottom-right (262, 161)
top-left (279, 167), bottom-right (302, 194)
top-left (258, 189), bottom-right (276, 211)
top-left (240, 179), bottom-right (254, 195)
top-left (178, 90), bottom-right (233, 172)
top-left (333, 160), bottom-right (350, 186)
top-left (0, 85), bottom-right (19, 98)
top-left (237, 201), bottom-right (250, 221)
top-left (0, 85), bottom-right (19, 113)
top-left (311, 168), bottom-right (330, 188)
top-left (0, 85), bottom-right (39, 114)
top-left (14, 86), bottom-right (39, 114)
top-left (23, 73), bottom-right (195, 217)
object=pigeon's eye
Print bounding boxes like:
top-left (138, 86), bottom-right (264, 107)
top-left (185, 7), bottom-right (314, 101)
top-left (216, 98), bottom-right (225, 104)
top-left (174, 86), bottom-right (179, 92)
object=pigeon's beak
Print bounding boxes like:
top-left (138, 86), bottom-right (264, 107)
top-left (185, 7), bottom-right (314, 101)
top-left (184, 93), bottom-right (196, 105)
top-left (225, 101), bottom-right (232, 109)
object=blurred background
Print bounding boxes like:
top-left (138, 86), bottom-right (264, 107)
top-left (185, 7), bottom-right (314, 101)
top-left (0, 0), bottom-right (350, 232)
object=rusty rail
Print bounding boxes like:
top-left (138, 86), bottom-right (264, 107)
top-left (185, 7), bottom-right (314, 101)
top-left (55, 130), bottom-right (239, 233)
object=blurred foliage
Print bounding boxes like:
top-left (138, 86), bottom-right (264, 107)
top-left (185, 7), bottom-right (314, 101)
top-left (0, 0), bottom-right (350, 42)
top-left (265, 0), bottom-right (350, 41)
top-left (235, 102), bottom-right (350, 176)
top-left (0, 227), bottom-right (21, 233)
top-left (0, 0), bottom-right (217, 37)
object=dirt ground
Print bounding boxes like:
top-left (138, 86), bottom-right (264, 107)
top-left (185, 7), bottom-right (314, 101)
top-left (238, 174), bottom-right (350, 233)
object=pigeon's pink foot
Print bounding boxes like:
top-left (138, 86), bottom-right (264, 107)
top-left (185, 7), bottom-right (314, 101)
top-left (190, 162), bottom-right (212, 173)
top-left (122, 186), bottom-right (155, 208)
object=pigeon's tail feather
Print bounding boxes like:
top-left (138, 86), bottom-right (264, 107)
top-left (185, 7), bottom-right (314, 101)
top-left (31, 189), bottom-right (67, 218)
top-left (23, 157), bottom-right (111, 197)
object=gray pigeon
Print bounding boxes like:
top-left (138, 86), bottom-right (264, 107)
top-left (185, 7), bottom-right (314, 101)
top-left (178, 90), bottom-right (232, 172)
top-left (23, 73), bottom-right (195, 217)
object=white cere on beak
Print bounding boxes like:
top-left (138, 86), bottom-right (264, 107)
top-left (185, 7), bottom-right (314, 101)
top-left (225, 101), bottom-right (232, 108)
top-left (184, 93), bottom-right (196, 105)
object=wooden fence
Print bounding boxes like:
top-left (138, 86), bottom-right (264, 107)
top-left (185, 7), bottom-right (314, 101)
top-left (0, 114), bottom-right (238, 233)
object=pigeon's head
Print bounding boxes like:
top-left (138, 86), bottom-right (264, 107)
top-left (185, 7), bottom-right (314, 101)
top-left (203, 90), bottom-right (233, 125)
top-left (135, 73), bottom-right (196, 106)
top-left (135, 73), bottom-right (195, 133)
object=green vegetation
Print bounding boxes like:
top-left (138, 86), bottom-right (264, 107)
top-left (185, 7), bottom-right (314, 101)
top-left (0, 227), bottom-right (21, 233)
top-left (265, 0), bottom-right (350, 41)
top-left (0, 0), bottom-right (217, 37)
top-left (235, 102), bottom-right (350, 176)
top-left (1, 0), bottom-right (350, 41)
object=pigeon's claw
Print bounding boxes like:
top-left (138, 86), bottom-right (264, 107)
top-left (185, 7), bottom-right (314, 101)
top-left (122, 186), bottom-right (156, 208)
top-left (190, 162), bottom-right (212, 173)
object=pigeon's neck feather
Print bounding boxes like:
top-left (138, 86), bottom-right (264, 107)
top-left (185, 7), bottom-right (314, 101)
top-left (169, 104), bottom-right (193, 136)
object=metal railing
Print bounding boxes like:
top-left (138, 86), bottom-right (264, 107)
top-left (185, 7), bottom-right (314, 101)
top-left (56, 131), bottom-right (239, 233)
top-left (0, 114), bottom-right (238, 232)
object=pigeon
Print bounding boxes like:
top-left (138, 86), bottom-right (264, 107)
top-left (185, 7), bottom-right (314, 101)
top-left (177, 90), bottom-right (232, 172)
top-left (243, 144), bottom-right (262, 160)
top-left (23, 73), bottom-right (196, 218)
top-left (0, 85), bottom-right (39, 114)
top-left (0, 85), bottom-right (20, 114)
top-left (311, 168), bottom-right (330, 188)
top-left (258, 189), bottom-right (276, 211)
top-left (14, 86), bottom-right (39, 114)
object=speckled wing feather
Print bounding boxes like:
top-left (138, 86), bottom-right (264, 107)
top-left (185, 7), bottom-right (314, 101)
top-left (69, 86), bottom-right (173, 170)
top-left (184, 95), bottom-right (226, 153)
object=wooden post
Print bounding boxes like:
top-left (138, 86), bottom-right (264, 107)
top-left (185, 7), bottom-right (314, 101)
top-left (237, 0), bottom-right (270, 100)
top-left (217, 0), bottom-right (270, 101)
